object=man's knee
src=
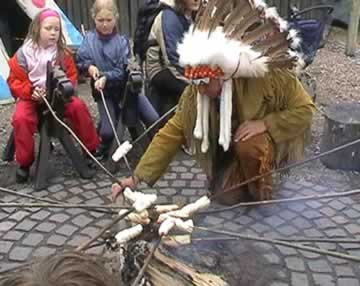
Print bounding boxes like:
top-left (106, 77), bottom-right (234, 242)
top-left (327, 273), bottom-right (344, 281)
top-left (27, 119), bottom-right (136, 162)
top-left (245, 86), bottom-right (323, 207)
top-left (234, 134), bottom-right (270, 161)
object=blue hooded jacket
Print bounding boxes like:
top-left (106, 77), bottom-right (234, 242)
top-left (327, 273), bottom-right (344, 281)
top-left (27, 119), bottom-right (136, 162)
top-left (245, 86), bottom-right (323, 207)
top-left (76, 30), bottom-right (129, 89)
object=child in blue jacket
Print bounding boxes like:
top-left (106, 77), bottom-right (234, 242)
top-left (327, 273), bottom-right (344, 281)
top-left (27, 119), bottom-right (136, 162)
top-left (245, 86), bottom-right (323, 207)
top-left (77, 0), bottom-right (159, 158)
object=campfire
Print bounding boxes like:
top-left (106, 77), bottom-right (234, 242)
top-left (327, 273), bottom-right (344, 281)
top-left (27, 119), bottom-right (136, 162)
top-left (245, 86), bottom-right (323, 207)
top-left (97, 187), bottom-right (228, 286)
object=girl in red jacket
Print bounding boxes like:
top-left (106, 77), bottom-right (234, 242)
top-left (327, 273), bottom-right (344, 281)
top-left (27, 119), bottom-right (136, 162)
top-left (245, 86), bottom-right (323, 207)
top-left (7, 9), bottom-right (100, 183)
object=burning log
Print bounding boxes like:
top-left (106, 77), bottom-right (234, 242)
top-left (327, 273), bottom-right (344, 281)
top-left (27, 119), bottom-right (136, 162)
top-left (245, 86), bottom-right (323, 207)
top-left (146, 249), bottom-right (228, 286)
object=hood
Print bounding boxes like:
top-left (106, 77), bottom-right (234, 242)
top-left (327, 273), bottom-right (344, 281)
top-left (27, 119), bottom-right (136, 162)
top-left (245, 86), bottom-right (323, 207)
top-left (160, 0), bottom-right (176, 8)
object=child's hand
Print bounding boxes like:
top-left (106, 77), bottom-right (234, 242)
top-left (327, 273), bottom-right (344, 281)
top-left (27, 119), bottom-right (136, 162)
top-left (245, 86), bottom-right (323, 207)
top-left (31, 87), bottom-right (45, 102)
top-left (88, 65), bottom-right (100, 80)
top-left (94, 76), bottom-right (106, 91)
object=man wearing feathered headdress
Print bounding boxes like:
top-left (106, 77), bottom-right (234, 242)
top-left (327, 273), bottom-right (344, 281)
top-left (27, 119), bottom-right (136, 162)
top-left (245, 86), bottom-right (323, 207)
top-left (113, 0), bottom-right (315, 205)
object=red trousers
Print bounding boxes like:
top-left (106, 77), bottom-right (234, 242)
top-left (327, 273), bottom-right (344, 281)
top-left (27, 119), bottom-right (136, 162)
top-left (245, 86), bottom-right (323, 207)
top-left (12, 97), bottom-right (100, 167)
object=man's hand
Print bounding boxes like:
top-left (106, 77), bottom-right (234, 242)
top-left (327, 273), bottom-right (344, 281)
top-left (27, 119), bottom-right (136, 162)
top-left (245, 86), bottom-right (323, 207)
top-left (94, 76), bottom-right (106, 91)
top-left (234, 120), bottom-right (267, 142)
top-left (88, 65), bottom-right (100, 80)
top-left (31, 86), bottom-right (45, 102)
top-left (112, 176), bottom-right (140, 201)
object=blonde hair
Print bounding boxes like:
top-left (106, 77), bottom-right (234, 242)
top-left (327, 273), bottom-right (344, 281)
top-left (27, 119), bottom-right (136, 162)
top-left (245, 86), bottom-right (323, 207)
top-left (0, 252), bottom-right (120, 286)
top-left (26, 10), bottom-right (66, 54)
top-left (91, 0), bottom-right (119, 19)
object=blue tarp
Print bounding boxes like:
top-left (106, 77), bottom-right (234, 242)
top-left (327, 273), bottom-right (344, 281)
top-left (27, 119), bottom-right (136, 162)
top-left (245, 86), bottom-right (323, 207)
top-left (0, 74), bottom-right (13, 104)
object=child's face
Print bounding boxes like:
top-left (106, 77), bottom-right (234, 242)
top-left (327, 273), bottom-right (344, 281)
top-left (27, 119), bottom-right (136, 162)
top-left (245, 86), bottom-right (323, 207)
top-left (95, 9), bottom-right (116, 35)
top-left (39, 16), bottom-right (61, 48)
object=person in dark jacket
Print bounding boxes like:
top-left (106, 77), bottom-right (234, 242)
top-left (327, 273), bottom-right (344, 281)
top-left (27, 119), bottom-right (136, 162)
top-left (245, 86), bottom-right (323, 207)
top-left (77, 0), bottom-right (159, 158)
top-left (146, 0), bottom-right (201, 115)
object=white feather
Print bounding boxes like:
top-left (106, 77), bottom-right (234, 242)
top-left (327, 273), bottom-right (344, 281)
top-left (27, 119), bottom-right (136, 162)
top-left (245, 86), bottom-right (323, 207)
top-left (193, 91), bottom-right (203, 139)
top-left (287, 29), bottom-right (302, 48)
top-left (290, 36), bottom-right (302, 49)
top-left (223, 80), bottom-right (232, 151)
top-left (233, 52), bottom-right (269, 78)
top-left (278, 18), bottom-right (289, 32)
top-left (288, 50), bottom-right (305, 74)
top-left (178, 28), bottom-right (270, 78)
top-left (287, 28), bottom-right (298, 40)
top-left (264, 7), bottom-right (280, 21)
top-left (264, 7), bottom-right (288, 32)
top-left (211, 6), bottom-right (217, 18)
top-left (218, 89), bottom-right (225, 147)
top-left (252, 0), bottom-right (267, 9)
top-left (201, 95), bottom-right (210, 153)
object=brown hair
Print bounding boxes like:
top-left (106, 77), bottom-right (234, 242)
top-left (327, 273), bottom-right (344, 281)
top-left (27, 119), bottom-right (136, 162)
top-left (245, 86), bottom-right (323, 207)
top-left (174, 0), bottom-right (187, 14)
top-left (91, 0), bottom-right (119, 19)
top-left (0, 252), bottom-right (121, 286)
top-left (26, 10), bottom-right (67, 55)
top-left (174, 0), bottom-right (199, 19)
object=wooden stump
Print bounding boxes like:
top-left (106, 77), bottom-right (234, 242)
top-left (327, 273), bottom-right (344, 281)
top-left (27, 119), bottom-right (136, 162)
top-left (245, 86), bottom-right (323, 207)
top-left (320, 103), bottom-right (360, 171)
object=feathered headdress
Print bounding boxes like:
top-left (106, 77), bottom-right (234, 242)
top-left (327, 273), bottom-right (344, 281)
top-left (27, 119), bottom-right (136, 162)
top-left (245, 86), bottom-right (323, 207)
top-left (177, 0), bottom-right (303, 153)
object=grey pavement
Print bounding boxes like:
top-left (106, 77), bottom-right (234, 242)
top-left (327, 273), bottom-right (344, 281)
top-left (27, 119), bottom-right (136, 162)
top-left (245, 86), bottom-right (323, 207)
top-left (1, 152), bottom-right (360, 285)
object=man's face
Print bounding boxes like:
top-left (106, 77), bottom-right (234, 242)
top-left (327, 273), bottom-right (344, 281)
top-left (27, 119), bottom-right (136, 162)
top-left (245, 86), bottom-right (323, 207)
top-left (198, 78), bottom-right (223, 98)
top-left (184, 0), bottom-right (201, 12)
top-left (94, 9), bottom-right (116, 35)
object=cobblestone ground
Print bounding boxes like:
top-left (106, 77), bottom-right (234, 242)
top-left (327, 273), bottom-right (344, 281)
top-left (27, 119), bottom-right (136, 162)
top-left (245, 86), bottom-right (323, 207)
top-left (1, 150), bottom-right (360, 285)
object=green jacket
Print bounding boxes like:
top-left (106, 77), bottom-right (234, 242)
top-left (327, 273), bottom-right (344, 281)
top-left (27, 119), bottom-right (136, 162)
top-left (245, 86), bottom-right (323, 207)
top-left (135, 70), bottom-right (315, 185)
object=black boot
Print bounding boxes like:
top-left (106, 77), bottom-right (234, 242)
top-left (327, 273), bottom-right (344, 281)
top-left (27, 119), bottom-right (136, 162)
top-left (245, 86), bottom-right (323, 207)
top-left (16, 166), bottom-right (29, 183)
top-left (93, 142), bottom-right (111, 160)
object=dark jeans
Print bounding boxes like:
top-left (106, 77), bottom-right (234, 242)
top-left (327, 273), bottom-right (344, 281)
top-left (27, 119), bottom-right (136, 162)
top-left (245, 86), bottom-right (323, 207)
top-left (150, 69), bottom-right (187, 116)
top-left (95, 87), bottom-right (159, 144)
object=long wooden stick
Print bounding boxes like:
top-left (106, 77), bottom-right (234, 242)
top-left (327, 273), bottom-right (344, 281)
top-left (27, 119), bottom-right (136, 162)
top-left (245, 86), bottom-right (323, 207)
top-left (0, 186), bottom-right (59, 204)
top-left (131, 237), bottom-right (162, 286)
top-left (192, 236), bottom-right (360, 244)
top-left (0, 187), bottom-right (117, 214)
top-left (0, 202), bottom-right (129, 210)
top-left (132, 105), bottom-right (177, 146)
top-left (200, 189), bottom-right (360, 214)
top-left (195, 226), bottom-right (360, 262)
top-left (76, 208), bottom-right (134, 251)
top-left (41, 96), bottom-right (123, 186)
